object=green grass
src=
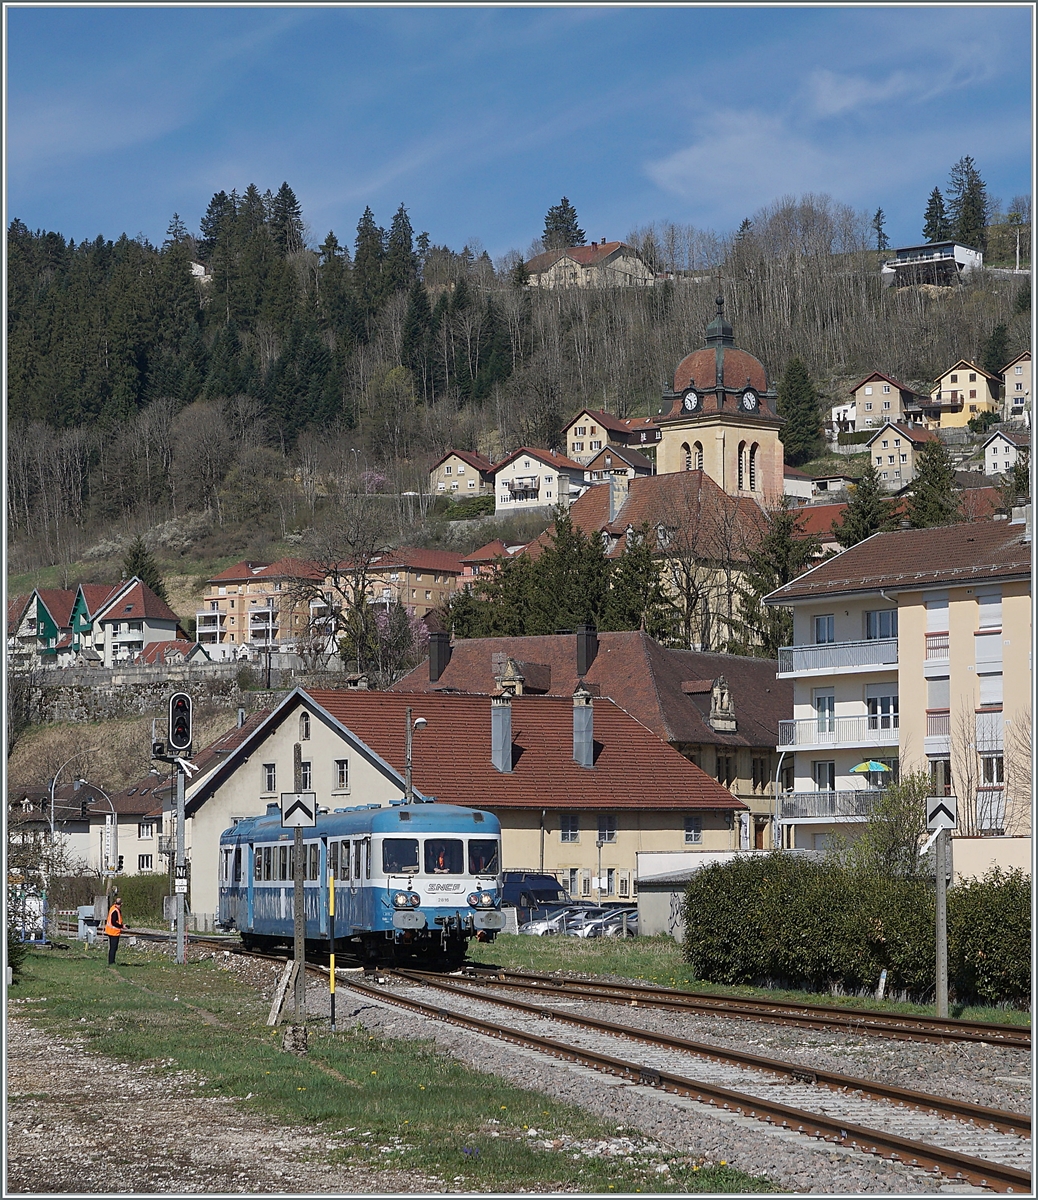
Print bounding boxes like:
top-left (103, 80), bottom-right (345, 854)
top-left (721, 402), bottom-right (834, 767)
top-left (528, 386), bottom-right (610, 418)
top-left (10, 944), bottom-right (775, 1193)
top-left (466, 934), bottom-right (1032, 1026)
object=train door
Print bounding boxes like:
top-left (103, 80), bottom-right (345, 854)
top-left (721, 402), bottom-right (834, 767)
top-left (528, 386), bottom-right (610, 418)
top-left (318, 838), bottom-right (328, 936)
top-left (246, 842), bottom-right (255, 930)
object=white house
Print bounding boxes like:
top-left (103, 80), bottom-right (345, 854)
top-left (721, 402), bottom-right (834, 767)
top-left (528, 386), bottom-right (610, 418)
top-left (1001, 351), bottom-right (1031, 424)
top-left (881, 241), bottom-right (983, 287)
top-left (983, 430), bottom-right (1029, 477)
top-left (492, 447), bottom-right (585, 513)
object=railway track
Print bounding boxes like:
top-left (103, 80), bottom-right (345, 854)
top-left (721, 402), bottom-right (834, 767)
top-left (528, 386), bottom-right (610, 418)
top-left (356, 970), bottom-right (1031, 1194)
top-left (453, 965), bottom-right (1032, 1049)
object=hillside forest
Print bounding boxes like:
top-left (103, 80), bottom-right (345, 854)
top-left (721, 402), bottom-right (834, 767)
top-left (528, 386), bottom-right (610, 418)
top-left (7, 182), bottom-right (1031, 577)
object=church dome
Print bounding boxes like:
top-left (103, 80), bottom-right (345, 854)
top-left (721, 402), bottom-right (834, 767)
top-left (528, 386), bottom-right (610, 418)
top-left (671, 294), bottom-right (769, 395)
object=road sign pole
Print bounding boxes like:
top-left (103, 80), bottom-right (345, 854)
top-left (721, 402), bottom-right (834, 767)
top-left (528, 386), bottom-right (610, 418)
top-left (293, 744), bottom-right (305, 1021)
top-left (175, 762), bottom-right (186, 965)
top-left (935, 827), bottom-right (949, 1019)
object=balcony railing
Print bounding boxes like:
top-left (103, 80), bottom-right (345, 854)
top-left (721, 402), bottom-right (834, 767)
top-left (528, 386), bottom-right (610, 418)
top-left (778, 789), bottom-right (884, 821)
top-left (778, 714), bottom-right (899, 748)
top-left (250, 611), bottom-right (278, 626)
top-left (976, 710), bottom-right (1004, 753)
top-left (926, 710), bottom-right (950, 738)
top-left (506, 476), bottom-right (540, 491)
top-left (925, 632), bottom-right (949, 660)
top-left (777, 638), bottom-right (897, 675)
top-left (196, 612), bottom-right (225, 628)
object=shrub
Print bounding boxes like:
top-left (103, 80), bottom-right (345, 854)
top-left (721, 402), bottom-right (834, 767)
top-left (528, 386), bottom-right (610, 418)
top-left (683, 854), bottom-right (1029, 1004)
top-left (948, 868), bottom-right (1031, 1006)
top-left (110, 873), bottom-right (169, 926)
top-left (7, 925), bottom-right (28, 983)
top-left (446, 494), bottom-right (496, 521)
top-left (837, 430), bottom-right (874, 446)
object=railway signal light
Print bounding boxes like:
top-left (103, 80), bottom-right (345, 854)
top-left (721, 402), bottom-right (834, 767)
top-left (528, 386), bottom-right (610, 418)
top-left (168, 692), bottom-right (193, 755)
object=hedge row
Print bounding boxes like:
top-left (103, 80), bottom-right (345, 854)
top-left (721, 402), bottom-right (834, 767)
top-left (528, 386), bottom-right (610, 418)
top-left (682, 854), bottom-right (1030, 1006)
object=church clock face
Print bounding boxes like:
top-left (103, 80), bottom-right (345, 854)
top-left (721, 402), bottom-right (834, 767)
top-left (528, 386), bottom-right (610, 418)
top-left (682, 390), bottom-right (700, 413)
top-left (741, 390), bottom-right (758, 412)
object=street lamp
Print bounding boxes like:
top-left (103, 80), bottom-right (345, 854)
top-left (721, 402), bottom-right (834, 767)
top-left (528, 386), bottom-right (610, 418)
top-left (78, 780), bottom-right (119, 877)
top-left (404, 708), bottom-right (427, 803)
top-left (43, 747), bottom-right (98, 943)
top-left (596, 839), bottom-right (604, 905)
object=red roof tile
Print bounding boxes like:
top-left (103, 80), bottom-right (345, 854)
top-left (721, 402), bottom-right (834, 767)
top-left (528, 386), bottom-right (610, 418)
top-left (8, 594), bottom-right (31, 636)
top-left (492, 446), bottom-right (586, 474)
top-left (766, 520), bottom-right (1031, 603)
top-left (96, 581), bottom-right (179, 624)
top-left (431, 449), bottom-right (494, 473)
top-left (567, 408), bottom-right (658, 435)
top-left (460, 540), bottom-right (512, 565)
top-left (525, 242), bottom-right (638, 274)
top-left (391, 630), bottom-right (791, 750)
top-left (206, 561), bottom-right (272, 584)
top-left (135, 639), bottom-right (209, 665)
top-left (77, 583), bottom-right (123, 617)
top-left (865, 422), bottom-right (936, 446)
top-left (847, 370), bottom-right (926, 398)
top-left (303, 689), bottom-right (745, 812)
top-left (34, 588), bottom-right (77, 629)
top-left (371, 547), bottom-right (466, 575)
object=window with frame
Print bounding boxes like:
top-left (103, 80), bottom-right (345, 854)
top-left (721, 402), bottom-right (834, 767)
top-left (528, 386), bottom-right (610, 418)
top-left (814, 614), bottom-right (835, 644)
top-left (751, 757), bottom-right (769, 791)
top-left (300, 761), bottom-right (312, 790)
top-left (814, 760), bottom-right (836, 791)
top-left (263, 763), bottom-right (276, 793)
top-left (882, 384), bottom-right (891, 393)
top-left (605, 868), bottom-right (615, 895)
top-left (618, 872), bottom-right (631, 898)
top-left (299, 711), bottom-right (310, 740)
top-left (138, 821), bottom-right (154, 839)
top-left (567, 868), bottom-right (579, 895)
top-left (580, 870), bottom-right (591, 897)
top-left (597, 814), bottom-right (617, 843)
top-left (335, 759), bottom-right (349, 790)
top-left (813, 688), bottom-right (835, 732)
top-left (982, 755), bottom-right (1004, 785)
top-left (560, 813), bottom-right (579, 843)
top-left (715, 755), bottom-right (734, 788)
top-left (684, 815), bottom-right (702, 844)
top-left (866, 685), bottom-right (899, 730)
top-left (865, 609), bottom-right (897, 640)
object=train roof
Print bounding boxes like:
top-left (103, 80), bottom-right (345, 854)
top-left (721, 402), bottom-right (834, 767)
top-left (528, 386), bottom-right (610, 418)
top-left (220, 801), bottom-right (500, 843)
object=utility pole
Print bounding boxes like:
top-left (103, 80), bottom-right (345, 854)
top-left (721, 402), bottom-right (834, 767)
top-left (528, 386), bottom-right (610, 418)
top-left (934, 826), bottom-right (949, 1019)
top-left (293, 742), bottom-right (305, 1021)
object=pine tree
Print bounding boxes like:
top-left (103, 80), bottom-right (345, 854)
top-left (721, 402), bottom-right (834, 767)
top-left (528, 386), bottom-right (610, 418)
top-left (384, 203), bottom-right (418, 294)
top-left (871, 208), bottom-right (889, 252)
top-left (946, 156), bottom-right (989, 251)
top-left (164, 213), bottom-right (189, 247)
top-left (832, 464), bottom-right (897, 548)
top-left (529, 508), bottom-right (610, 633)
top-left (730, 500), bottom-right (820, 658)
top-left (353, 207), bottom-right (386, 319)
top-left (600, 524), bottom-right (675, 641)
top-left (270, 182), bottom-right (304, 256)
top-left (542, 197), bottom-right (586, 250)
top-left (776, 356), bottom-right (823, 467)
top-left (980, 323), bottom-right (1009, 378)
top-left (922, 187), bottom-right (951, 242)
top-left (122, 534), bottom-right (169, 603)
top-left (401, 279), bottom-right (433, 399)
top-left (905, 439), bottom-right (960, 528)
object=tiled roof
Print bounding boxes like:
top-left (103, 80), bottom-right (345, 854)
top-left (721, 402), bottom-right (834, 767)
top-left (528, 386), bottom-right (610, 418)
top-left (934, 359), bottom-right (1001, 385)
top-left (792, 502), bottom-right (849, 541)
top-left (983, 430), bottom-right (1030, 449)
top-left (1001, 350), bottom-right (1031, 371)
top-left (45, 781), bottom-right (164, 820)
top-left (135, 639), bottom-right (209, 665)
top-left (371, 547), bottom-right (466, 575)
top-left (765, 520), bottom-right (1031, 603)
top-left (8, 594), bottom-right (31, 636)
top-left (432, 449), bottom-right (494, 473)
top-left (206, 561), bottom-right (271, 584)
top-left (391, 630), bottom-right (791, 750)
top-left (587, 445), bottom-right (655, 472)
top-left (525, 242), bottom-right (634, 274)
top-left (77, 583), bottom-right (123, 617)
top-left (567, 408), bottom-right (658, 435)
top-left (847, 370), bottom-right (925, 397)
top-left (252, 558), bottom-right (326, 582)
top-left (96, 581), bottom-right (179, 624)
top-left (34, 588), bottom-right (77, 629)
top-left (492, 446), bottom-right (586, 474)
top-left (303, 688), bottom-right (746, 812)
top-left (865, 422), bottom-right (936, 446)
top-left (460, 540), bottom-right (512, 565)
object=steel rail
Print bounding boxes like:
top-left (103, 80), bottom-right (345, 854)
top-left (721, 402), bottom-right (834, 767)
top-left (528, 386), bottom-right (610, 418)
top-left (344, 974), bottom-right (1031, 1194)
top-left (457, 966), bottom-right (1031, 1048)
top-left (396, 970), bottom-right (1030, 1138)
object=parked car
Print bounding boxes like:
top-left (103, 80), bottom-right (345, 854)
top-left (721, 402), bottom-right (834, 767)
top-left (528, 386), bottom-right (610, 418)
top-left (517, 908), bottom-right (569, 936)
top-left (502, 872), bottom-right (574, 926)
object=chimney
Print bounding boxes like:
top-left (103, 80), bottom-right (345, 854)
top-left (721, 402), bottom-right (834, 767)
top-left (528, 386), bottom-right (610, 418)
top-left (429, 631), bottom-right (452, 682)
top-left (573, 684), bottom-right (594, 768)
top-left (237, 706), bottom-right (247, 728)
top-left (491, 690), bottom-right (513, 773)
top-left (576, 623), bottom-right (599, 678)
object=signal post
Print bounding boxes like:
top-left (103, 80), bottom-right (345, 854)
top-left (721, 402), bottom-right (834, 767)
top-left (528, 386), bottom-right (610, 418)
top-left (155, 693), bottom-right (194, 965)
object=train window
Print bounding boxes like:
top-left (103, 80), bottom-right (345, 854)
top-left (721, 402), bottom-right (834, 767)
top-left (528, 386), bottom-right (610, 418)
top-left (339, 841), bottom-right (350, 880)
top-left (364, 840), bottom-right (371, 880)
top-left (233, 847), bottom-right (242, 884)
top-left (425, 839), bottom-right (463, 874)
top-left (328, 841), bottom-right (338, 879)
top-left (308, 843), bottom-right (319, 880)
top-left (353, 841), bottom-right (362, 880)
top-left (278, 845), bottom-right (289, 881)
top-left (254, 849), bottom-right (263, 881)
top-left (383, 838), bottom-right (419, 874)
top-left (221, 849), bottom-right (231, 882)
top-left (468, 839), bottom-right (499, 875)
top-left (263, 846), bottom-right (273, 881)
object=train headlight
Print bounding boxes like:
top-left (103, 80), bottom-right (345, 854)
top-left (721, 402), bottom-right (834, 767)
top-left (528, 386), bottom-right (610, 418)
top-left (392, 891), bottom-right (411, 909)
top-left (478, 892), bottom-right (495, 908)
top-left (466, 893), bottom-right (481, 908)
top-left (407, 892), bottom-right (421, 908)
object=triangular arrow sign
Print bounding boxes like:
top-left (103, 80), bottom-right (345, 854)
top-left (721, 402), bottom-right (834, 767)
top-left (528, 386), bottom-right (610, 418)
top-left (281, 792), bottom-right (317, 827)
top-left (926, 796), bottom-right (957, 831)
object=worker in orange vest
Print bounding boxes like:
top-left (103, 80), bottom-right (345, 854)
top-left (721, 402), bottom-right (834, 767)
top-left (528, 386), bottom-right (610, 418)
top-left (105, 895), bottom-right (124, 964)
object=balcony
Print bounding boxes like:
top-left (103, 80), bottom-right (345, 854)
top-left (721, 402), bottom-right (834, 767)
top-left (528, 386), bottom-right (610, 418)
top-left (250, 610), bottom-right (278, 629)
top-left (778, 713), bottom-right (899, 750)
top-left (924, 708), bottom-right (951, 755)
top-left (925, 632), bottom-right (949, 661)
top-left (778, 789), bottom-right (884, 822)
top-left (506, 476), bottom-right (540, 492)
top-left (196, 611), bottom-right (226, 630)
top-left (777, 638), bottom-right (897, 677)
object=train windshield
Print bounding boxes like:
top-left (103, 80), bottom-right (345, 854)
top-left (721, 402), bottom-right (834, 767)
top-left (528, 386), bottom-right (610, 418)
top-left (467, 839), bottom-right (500, 876)
top-left (382, 838), bottom-right (419, 874)
top-left (425, 839), bottom-right (463, 874)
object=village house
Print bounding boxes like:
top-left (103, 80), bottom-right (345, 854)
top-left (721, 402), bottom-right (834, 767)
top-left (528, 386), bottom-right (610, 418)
top-left (562, 408), bottom-right (661, 467)
top-left (458, 540), bottom-right (525, 589)
top-left (1001, 350), bottom-right (1031, 423)
top-left (865, 421), bottom-right (939, 489)
top-left (585, 444), bottom-right (654, 483)
top-left (524, 241), bottom-right (656, 289)
top-left (393, 627), bottom-right (792, 851)
top-left (847, 371), bottom-right (927, 430)
top-left (880, 241), bottom-right (983, 287)
top-left (925, 360), bottom-right (1001, 429)
top-left (428, 449), bottom-right (495, 496)
top-left (172, 688), bottom-right (745, 926)
top-left (196, 559), bottom-right (325, 660)
top-left (492, 447), bottom-right (585, 513)
top-left (983, 430), bottom-right (1030, 477)
top-left (764, 515), bottom-right (1031, 880)
top-left (90, 580), bottom-right (182, 667)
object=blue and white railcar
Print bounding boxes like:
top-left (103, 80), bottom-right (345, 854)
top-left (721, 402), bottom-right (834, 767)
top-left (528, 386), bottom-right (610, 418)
top-left (218, 800), bottom-right (504, 965)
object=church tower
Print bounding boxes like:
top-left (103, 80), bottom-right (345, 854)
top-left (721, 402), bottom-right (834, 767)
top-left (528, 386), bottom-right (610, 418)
top-left (655, 295), bottom-right (784, 501)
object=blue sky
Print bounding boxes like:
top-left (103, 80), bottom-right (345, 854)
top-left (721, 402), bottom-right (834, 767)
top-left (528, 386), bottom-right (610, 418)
top-left (5, 5), bottom-right (1033, 259)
